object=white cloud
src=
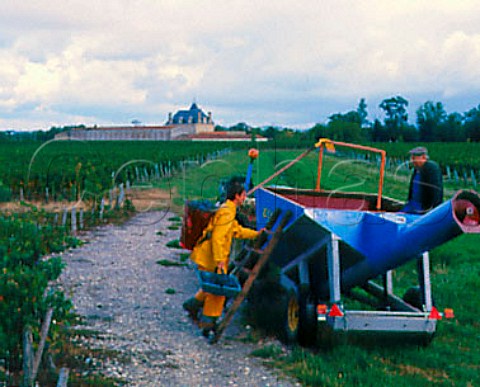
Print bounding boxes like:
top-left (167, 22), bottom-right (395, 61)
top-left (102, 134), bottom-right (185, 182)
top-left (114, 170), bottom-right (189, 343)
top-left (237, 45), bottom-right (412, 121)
top-left (1, 0), bottom-right (480, 130)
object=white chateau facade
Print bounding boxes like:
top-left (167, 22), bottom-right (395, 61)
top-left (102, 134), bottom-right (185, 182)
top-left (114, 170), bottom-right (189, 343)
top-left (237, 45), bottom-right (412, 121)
top-left (55, 103), bottom-right (215, 141)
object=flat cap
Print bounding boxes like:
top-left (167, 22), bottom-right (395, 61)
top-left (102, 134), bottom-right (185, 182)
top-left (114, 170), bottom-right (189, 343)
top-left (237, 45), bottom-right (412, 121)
top-left (408, 146), bottom-right (428, 156)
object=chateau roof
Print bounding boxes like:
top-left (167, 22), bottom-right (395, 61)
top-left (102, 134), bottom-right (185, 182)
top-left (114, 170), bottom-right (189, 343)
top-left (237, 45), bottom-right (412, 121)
top-left (75, 125), bottom-right (173, 131)
top-left (171, 103), bottom-right (210, 124)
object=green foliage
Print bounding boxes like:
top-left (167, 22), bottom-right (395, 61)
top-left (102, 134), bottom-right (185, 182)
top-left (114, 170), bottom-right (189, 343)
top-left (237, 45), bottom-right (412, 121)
top-left (369, 142), bottom-right (480, 170)
top-left (357, 98), bottom-right (369, 127)
top-left (179, 253), bottom-right (190, 262)
top-left (250, 344), bottom-right (284, 359)
top-left (0, 180), bottom-right (12, 202)
top-left (464, 104), bottom-right (480, 141)
top-left (165, 239), bottom-right (182, 249)
top-left (156, 259), bottom-right (187, 267)
top-left (0, 213), bottom-right (75, 371)
top-left (0, 141), bottom-right (237, 202)
top-left (380, 96), bottom-right (409, 128)
top-left (123, 199), bottom-right (135, 212)
top-left (416, 101), bottom-right (448, 142)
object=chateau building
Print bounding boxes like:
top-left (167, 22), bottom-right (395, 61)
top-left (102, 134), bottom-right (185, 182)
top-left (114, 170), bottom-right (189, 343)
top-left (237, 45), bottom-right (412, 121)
top-left (166, 102), bottom-right (214, 133)
top-left (56, 103), bottom-right (215, 141)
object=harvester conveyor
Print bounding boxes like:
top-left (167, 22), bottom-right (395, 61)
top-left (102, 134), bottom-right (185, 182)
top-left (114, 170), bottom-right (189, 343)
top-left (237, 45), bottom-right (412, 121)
top-left (248, 140), bottom-right (480, 345)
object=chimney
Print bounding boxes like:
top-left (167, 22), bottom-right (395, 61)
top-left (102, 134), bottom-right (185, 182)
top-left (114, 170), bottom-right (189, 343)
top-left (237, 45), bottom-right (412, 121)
top-left (168, 112), bottom-right (172, 124)
top-left (208, 112), bottom-right (212, 123)
top-left (198, 111), bottom-right (201, 123)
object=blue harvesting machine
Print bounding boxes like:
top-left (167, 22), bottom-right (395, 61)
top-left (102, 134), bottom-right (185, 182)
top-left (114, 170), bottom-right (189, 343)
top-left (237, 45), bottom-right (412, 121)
top-left (246, 140), bottom-right (480, 345)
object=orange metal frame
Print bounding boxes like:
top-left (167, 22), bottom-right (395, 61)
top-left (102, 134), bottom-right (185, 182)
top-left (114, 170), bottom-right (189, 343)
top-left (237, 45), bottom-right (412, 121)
top-left (247, 139), bottom-right (386, 210)
top-left (315, 140), bottom-right (386, 210)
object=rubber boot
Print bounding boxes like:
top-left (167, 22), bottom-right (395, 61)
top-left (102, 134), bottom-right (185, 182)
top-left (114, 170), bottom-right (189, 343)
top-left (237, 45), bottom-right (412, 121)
top-left (199, 315), bottom-right (218, 339)
top-left (182, 297), bottom-right (203, 323)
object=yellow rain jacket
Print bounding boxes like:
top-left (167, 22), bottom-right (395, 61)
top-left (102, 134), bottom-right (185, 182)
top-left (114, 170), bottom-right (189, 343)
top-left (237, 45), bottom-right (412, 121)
top-left (191, 199), bottom-right (259, 271)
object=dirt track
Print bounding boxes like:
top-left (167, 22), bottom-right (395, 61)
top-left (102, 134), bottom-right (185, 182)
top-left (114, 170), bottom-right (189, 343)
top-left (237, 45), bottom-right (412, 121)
top-left (59, 209), bottom-right (300, 386)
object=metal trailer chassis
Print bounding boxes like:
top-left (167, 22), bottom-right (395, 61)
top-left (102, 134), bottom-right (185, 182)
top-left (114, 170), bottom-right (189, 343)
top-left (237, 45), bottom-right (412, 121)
top-left (281, 232), bottom-right (441, 341)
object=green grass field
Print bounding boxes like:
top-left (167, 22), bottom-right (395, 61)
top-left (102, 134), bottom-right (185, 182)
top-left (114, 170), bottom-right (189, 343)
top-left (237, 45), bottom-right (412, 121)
top-left (369, 142), bottom-right (480, 169)
top-left (159, 147), bottom-right (480, 386)
top-left (2, 139), bottom-right (478, 385)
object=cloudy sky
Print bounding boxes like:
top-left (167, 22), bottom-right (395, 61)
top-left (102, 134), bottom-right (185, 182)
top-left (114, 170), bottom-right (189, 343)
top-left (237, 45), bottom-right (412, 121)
top-left (1, 0), bottom-right (480, 131)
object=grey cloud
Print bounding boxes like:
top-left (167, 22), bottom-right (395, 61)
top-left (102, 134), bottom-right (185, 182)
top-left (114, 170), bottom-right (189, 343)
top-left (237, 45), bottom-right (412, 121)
top-left (2, 0), bottom-right (480, 130)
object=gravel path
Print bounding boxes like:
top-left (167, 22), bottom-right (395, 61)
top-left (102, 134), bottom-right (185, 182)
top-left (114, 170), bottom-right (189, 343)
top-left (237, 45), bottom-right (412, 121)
top-left (59, 210), bottom-right (300, 387)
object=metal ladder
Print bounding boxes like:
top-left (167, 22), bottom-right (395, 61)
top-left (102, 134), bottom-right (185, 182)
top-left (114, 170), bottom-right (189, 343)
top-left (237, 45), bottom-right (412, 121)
top-left (210, 209), bottom-right (292, 344)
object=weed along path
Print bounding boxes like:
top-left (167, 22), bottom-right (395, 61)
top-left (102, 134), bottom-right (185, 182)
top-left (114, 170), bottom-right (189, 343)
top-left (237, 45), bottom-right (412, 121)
top-left (59, 209), bottom-right (299, 387)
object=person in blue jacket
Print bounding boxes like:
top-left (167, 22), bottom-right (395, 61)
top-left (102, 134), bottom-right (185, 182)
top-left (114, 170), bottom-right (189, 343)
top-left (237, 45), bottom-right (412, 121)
top-left (402, 146), bottom-right (443, 214)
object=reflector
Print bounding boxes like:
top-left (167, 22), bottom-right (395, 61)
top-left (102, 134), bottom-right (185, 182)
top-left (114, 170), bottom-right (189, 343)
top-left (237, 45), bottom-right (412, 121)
top-left (444, 308), bottom-right (455, 319)
top-left (428, 306), bottom-right (442, 320)
top-left (317, 304), bottom-right (327, 315)
top-left (328, 303), bottom-right (344, 317)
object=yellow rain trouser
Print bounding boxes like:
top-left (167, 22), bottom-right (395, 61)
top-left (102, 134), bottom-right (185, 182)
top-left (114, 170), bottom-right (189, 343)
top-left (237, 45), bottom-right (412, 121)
top-left (195, 266), bottom-right (226, 318)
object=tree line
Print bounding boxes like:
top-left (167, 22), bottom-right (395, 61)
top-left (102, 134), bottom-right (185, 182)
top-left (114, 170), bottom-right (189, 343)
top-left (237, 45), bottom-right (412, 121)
top-left (216, 97), bottom-right (480, 143)
top-left (2, 97), bottom-right (480, 143)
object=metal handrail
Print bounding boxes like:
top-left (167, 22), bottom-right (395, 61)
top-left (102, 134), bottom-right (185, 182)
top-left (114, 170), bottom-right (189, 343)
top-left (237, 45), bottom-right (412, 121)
top-left (315, 139), bottom-right (386, 210)
top-left (246, 139), bottom-right (386, 210)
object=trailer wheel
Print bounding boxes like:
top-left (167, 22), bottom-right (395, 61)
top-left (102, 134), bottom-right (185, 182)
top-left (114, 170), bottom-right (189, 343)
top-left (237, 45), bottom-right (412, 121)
top-left (419, 332), bottom-right (435, 347)
top-left (281, 290), bottom-right (299, 344)
top-left (298, 294), bottom-right (317, 346)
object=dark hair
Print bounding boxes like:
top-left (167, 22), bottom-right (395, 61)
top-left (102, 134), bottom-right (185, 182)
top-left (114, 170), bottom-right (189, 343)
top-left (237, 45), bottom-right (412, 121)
top-left (226, 180), bottom-right (245, 200)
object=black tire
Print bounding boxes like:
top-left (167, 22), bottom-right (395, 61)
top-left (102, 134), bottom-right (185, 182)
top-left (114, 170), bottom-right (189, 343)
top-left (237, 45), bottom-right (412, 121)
top-left (419, 332), bottom-right (435, 347)
top-left (298, 293), bottom-right (317, 346)
top-left (280, 290), bottom-right (299, 345)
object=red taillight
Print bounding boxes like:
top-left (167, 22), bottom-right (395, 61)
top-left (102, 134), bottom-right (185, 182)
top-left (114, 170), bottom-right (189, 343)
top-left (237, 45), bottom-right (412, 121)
top-left (317, 304), bottom-right (327, 315)
top-left (444, 308), bottom-right (455, 319)
top-left (428, 306), bottom-right (442, 320)
top-left (328, 303), bottom-right (344, 317)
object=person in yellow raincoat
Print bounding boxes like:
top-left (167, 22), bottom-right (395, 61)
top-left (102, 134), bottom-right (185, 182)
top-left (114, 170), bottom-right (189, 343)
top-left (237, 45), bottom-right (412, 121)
top-left (183, 180), bottom-right (260, 336)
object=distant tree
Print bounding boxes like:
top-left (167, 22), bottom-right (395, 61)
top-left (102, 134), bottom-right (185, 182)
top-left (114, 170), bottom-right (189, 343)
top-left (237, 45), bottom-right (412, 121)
top-left (214, 125), bottom-right (228, 132)
top-left (402, 124), bottom-right (419, 142)
top-left (379, 96), bottom-right (409, 140)
top-left (438, 112), bottom-right (465, 142)
top-left (262, 126), bottom-right (278, 139)
top-left (329, 111), bottom-right (361, 125)
top-left (416, 101), bottom-right (447, 141)
top-left (229, 122), bottom-right (250, 132)
top-left (371, 119), bottom-right (389, 142)
top-left (249, 126), bottom-right (262, 137)
top-left (464, 105), bottom-right (480, 141)
top-left (357, 98), bottom-right (369, 127)
top-left (327, 109), bottom-right (365, 142)
top-left (306, 123), bottom-right (328, 142)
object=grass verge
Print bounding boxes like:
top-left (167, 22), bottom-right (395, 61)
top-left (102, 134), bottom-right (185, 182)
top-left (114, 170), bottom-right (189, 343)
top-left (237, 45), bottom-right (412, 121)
top-left (154, 148), bottom-right (479, 386)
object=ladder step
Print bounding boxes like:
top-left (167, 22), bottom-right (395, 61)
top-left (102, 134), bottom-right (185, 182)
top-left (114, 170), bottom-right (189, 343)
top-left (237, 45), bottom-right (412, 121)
top-left (210, 210), bottom-right (293, 344)
top-left (245, 247), bottom-right (265, 255)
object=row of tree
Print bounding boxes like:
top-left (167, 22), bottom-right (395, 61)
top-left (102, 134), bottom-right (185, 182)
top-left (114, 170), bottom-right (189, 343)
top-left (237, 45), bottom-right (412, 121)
top-left (0, 125), bottom-right (85, 142)
top-left (2, 97), bottom-right (480, 143)
top-left (217, 97), bottom-right (480, 143)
